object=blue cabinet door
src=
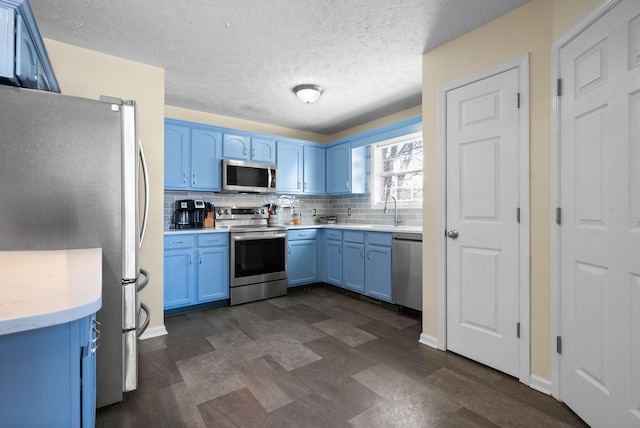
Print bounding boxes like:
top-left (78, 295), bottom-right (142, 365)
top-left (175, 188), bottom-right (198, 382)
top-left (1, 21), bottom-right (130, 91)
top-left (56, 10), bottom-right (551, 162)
top-left (191, 128), bottom-right (222, 191)
top-left (277, 141), bottom-right (303, 193)
top-left (343, 241), bottom-right (365, 293)
top-left (325, 239), bottom-right (343, 286)
top-left (288, 239), bottom-right (318, 286)
top-left (365, 244), bottom-right (392, 302)
top-left (163, 249), bottom-right (195, 309)
top-left (164, 124), bottom-right (190, 189)
top-left (326, 143), bottom-right (351, 194)
top-left (198, 246), bottom-right (229, 302)
top-left (304, 145), bottom-right (326, 194)
top-left (0, 8), bottom-right (14, 79)
top-left (0, 319), bottom-right (84, 426)
top-left (223, 134), bottom-right (251, 160)
top-left (251, 137), bottom-right (276, 163)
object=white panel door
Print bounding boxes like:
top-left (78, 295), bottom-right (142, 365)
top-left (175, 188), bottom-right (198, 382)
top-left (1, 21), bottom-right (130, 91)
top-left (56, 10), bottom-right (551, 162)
top-left (446, 68), bottom-right (520, 377)
top-left (558, 1), bottom-right (640, 426)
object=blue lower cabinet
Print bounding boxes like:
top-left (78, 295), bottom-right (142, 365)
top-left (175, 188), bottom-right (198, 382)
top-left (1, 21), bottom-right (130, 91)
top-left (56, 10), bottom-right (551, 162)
top-left (287, 229), bottom-right (318, 286)
top-left (164, 233), bottom-right (229, 311)
top-left (343, 241), bottom-right (365, 293)
top-left (0, 314), bottom-right (96, 426)
top-left (365, 232), bottom-right (392, 302)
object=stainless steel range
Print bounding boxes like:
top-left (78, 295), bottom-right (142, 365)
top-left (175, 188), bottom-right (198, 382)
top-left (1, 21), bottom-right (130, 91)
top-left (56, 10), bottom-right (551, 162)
top-left (216, 206), bottom-right (287, 305)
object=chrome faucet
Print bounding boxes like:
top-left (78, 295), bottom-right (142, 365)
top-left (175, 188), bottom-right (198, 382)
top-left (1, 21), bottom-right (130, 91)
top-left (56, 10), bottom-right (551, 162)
top-left (384, 194), bottom-right (402, 226)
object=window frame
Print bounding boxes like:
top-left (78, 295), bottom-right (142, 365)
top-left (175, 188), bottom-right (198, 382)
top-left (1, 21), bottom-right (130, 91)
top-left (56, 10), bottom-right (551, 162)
top-left (370, 131), bottom-right (423, 209)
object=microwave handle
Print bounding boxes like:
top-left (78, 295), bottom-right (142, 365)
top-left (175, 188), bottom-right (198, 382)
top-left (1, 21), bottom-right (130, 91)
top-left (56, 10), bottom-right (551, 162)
top-left (269, 167), bottom-right (274, 189)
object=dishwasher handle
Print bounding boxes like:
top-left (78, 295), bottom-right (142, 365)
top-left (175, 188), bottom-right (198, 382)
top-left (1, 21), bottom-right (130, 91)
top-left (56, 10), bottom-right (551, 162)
top-left (392, 232), bottom-right (422, 242)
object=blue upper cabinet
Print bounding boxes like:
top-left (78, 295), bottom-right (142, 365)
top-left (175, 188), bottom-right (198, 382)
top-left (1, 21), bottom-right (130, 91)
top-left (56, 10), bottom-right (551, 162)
top-left (277, 140), bottom-right (326, 195)
top-left (277, 141), bottom-right (303, 193)
top-left (164, 123), bottom-right (190, 190)
top-left (164, 119), bottom-right (222, 191)
top-left (326, 142), bottom-right (365, 195)
top-left (223, 134), bottom-right (276, 163)
top-left (303, 144), bottom-right (326, 194)
top-left (191, 126), bottom-right (222, 191)
top-left (251, 137), bottom-right (276, 163)
top-left (0, 0), bottom-right (59, 92)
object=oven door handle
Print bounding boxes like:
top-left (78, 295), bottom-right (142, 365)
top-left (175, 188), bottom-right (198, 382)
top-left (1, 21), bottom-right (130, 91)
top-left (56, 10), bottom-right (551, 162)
top-left (231, 231), bottom-right (288, 241)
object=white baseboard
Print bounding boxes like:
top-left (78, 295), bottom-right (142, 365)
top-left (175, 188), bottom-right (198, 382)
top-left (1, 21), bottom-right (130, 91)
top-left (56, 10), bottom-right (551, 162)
top-left (418, 332), bottom-right (438, 349)
top-left (139, 325), bottom-right (168, 340)
top-left (529, 374), bottom-right (552, 395)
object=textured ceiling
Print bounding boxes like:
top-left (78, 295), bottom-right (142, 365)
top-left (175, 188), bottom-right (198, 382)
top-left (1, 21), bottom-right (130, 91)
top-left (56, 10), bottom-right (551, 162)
top-left (30, 0), bottom-right (528, 135)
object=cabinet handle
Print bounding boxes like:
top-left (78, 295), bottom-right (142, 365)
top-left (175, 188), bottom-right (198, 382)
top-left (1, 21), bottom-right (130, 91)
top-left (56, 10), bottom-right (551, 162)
top-left (252, 148), bottom-right (255, 158)
top-left (298, 181), bottom-right (301, 189)
top-left (288, 244), bottom-right (291, 254)
top-left (304, 182), bottom-right (307, 190)
top-left (299, 233), bottom-right (307, 237)
top-left (244, 148), bottom-right (248, 156)
top-left (207, 239), bottom-right (218, 243)
top-left (367, 250), bottom-right (370, 260)
top-left (183, 173), bottom-right (186, 184)
top-left (360, 248), bottom-right (363, 258)
top-left (193, 173), bottom-right (196, 185)
top-left (170, 240), bottom-right (184, 244)
top-left (338, 246), bottom-right (342, 255)
top-left (199, 254), bottom-right (202, 264)
top-left (92, 320), bottom-right (101, 354)
top-left (189, 254), bottom-right (192, 264)
top-left (346, 180), bottom-right (350, 190)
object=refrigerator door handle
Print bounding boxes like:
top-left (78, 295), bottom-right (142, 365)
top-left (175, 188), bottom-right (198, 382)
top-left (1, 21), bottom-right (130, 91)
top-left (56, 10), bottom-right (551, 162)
top-left (139, 141), bottom-right (149, 248)
top-left (137, 268), bottom-right (149, 292)
top-left (122, 281), bottom-right (137, 331)
top-left (137, 302), bottom-right (150, 337)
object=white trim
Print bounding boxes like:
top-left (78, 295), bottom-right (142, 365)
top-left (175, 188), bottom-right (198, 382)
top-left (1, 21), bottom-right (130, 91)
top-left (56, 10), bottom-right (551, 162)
top-left (437, 54), bottom-right (531, 384)
top-left (550, 0), bottom-right (622, 401)
top-left (418, 332), bottom-right (438, 349)
top-left (138, 325), bottom-right (168, 340)
top-left (529, 375), bottom-right (553, 396)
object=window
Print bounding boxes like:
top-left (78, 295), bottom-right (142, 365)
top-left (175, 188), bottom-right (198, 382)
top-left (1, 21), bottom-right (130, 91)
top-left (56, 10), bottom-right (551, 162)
top-left (371, 132), bottom-right (423, 208)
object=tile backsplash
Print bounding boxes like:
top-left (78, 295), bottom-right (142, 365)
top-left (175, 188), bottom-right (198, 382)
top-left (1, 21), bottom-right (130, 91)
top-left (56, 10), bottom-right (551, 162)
top-left (164, 146), bottom-right (422, 230)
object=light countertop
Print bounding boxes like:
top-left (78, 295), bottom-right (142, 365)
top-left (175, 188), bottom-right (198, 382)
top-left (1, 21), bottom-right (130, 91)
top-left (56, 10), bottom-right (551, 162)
top-left (0, 248), bottom-right (102, 336)
top-left (165, 224), bottom-right (422, 234)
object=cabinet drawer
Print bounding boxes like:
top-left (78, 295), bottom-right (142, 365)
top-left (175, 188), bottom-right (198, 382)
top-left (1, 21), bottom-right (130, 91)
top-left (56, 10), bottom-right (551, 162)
top-left (367, 232), bottom-right (392, 247)
top-left (164, 234), bottom-right (195, 249)
top-left (197, 233), bottom-right (228, 247)
top-left (288, 229), bottom-right (317, 241)
top-left (343, 231), bottom-right (365, 243)
top-left (325, 229), bottom-right (342, 241)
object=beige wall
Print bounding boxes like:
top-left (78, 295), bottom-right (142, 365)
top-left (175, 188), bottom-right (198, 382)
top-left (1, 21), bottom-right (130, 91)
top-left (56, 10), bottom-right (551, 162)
top-left (165, 105), bottom-right (328, 143)
top-left (421, 0), bottom-right (600, 380)
top-left (44, 39), bottom-right (166, 333)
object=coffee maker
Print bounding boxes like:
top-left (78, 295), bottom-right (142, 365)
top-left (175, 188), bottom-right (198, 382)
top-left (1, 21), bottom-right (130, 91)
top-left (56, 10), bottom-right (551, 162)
top-left (173, 199), bottom-right (206, 229)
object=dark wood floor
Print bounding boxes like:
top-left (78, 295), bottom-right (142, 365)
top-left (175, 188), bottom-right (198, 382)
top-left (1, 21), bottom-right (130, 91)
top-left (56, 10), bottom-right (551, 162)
top-left (97, 286), bottom-right (588, 427)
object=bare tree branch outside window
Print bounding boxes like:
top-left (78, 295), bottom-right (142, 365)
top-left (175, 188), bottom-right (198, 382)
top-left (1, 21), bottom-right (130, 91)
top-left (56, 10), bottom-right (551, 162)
top-left (374, 135), bottom-right (423, 206)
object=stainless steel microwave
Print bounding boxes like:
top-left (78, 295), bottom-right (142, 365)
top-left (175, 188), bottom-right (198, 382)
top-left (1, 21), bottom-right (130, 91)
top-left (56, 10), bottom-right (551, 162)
top-left (221, 159), bottom-right (277, 193)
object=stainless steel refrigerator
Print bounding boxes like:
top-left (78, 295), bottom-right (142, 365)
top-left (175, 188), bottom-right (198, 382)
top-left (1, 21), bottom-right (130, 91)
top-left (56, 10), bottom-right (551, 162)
top-left (0, 84), bottom-right (150, 407)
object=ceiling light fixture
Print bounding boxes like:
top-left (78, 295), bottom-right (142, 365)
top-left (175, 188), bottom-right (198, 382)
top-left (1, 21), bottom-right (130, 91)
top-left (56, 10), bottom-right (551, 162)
top-left (293, 84), bottom-right (324, 104)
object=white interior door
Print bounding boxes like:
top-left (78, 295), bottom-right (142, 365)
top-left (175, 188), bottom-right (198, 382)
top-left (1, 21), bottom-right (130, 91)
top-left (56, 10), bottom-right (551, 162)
top-left (445, 68), bottom-right (521, 377)
top-left (557, 0), bottom-right (640, 426)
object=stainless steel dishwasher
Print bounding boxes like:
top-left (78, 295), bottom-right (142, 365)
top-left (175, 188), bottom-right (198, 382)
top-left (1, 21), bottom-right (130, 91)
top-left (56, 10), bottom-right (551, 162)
top-left (392, 232), bottom-right (422, 311)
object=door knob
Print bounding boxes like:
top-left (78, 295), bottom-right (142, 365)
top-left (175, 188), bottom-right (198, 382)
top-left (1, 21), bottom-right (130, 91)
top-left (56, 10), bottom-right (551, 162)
top-left (447, 229), bottom-right (459, 239)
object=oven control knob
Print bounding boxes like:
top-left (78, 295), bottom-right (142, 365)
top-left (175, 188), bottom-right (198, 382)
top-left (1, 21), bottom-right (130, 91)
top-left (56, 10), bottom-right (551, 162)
top-left (261, 208), bottom-right (266, 214)
top-left (217, 209), bottom-right (223, 216)
top-left (224, 209), bottom-right (230, 215)
top-left (254, 208), bottom-right (259, 215)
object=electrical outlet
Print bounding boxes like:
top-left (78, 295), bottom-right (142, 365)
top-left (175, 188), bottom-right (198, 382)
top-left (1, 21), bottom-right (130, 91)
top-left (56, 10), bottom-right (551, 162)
top-left (348, 208), bottom-right (351, 216)
top-left (312, 209), bottom-right (316, 217)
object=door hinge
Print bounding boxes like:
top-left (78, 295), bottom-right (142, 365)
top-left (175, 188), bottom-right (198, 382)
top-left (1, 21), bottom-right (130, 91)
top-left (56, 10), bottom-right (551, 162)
top-left (516, 92), bottom-right (521, 108)
top-left (517, 322), bottom-right (521, 338)
top-left (556, 207), bottom-right (562, 225)
top-left (556, 336), bottom-right (562, 354)
top-left (556, 79), bottom-right (562, 96)
top-left (516, 207), bottom-right (521, 223)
